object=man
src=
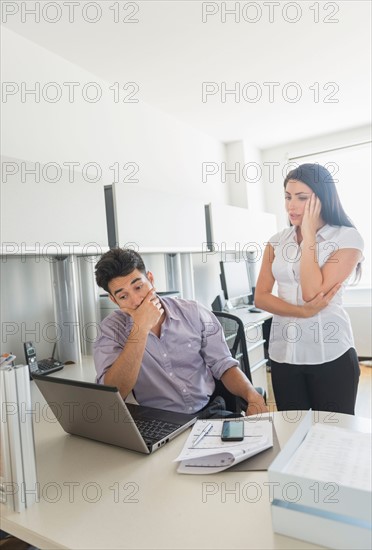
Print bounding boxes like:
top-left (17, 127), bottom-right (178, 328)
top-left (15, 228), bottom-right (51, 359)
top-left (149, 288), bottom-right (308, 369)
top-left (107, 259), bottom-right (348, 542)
top-left (93, 248), bottom-right (267, 417)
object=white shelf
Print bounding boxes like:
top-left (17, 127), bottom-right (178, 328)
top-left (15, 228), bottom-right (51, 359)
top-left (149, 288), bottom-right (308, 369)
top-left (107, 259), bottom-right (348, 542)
top-left (206, 203), bottom-right (277, 252)
top-left (113, 184), bottom-right (206, 252)
top-left (1, 182), bottom-right (108, 251)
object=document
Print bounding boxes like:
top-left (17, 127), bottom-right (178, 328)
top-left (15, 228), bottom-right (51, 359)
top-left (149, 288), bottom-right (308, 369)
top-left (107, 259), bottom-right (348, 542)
top-left (174, 418), bottom-right (273, 474)
top-left (283, 423), bottom-right (372, 491)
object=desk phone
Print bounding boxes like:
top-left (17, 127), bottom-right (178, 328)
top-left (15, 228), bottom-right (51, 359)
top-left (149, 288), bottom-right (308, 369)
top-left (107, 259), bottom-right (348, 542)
top-left (24, 341), bottom-right (64, 378)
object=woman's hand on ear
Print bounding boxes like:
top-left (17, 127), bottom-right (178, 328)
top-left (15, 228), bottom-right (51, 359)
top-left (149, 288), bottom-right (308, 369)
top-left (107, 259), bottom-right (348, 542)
top-left (302, 193), bottom-right (322, 238)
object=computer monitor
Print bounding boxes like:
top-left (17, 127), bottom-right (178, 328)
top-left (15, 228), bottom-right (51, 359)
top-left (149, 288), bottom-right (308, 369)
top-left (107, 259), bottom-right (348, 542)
top-left (219, 260), bottom-right (253, 309)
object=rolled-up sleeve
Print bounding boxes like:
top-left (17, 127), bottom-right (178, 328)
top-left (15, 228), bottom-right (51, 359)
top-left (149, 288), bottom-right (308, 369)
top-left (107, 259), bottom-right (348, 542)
top-left (198, 304), bottom-right (239, 380)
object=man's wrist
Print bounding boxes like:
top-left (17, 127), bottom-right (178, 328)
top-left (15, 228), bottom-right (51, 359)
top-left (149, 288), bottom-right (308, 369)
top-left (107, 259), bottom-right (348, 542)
top-left (128, 322), bottom-right (150, 341)
top-left (245, 387), bottom-right (261, 402)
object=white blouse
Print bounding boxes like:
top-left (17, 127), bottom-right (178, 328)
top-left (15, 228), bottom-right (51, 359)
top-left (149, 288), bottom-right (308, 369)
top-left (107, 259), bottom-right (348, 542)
top-left (268, 224), bottom-right (364, 365)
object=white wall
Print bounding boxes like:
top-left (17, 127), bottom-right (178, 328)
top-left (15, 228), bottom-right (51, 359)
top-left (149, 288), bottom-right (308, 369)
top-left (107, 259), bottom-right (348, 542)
top-left (2, 29), bottom-right (281, 314)
top-left (261, 125), bottom-right (371, 230)
top-left (2, 27), bottom-right (227, 204)
top-left (343, 288), bottom-right (372, 357)
top-left (225, 141), bottom-right (265, 211)
top-left (3, 29), bottom-right (369, 355)
top-left (1, 27), bottom-right (231, 358)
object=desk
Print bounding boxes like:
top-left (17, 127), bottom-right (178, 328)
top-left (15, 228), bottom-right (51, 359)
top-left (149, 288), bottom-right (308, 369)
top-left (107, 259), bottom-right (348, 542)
top-left (1, 360), bottom-right (370, 550)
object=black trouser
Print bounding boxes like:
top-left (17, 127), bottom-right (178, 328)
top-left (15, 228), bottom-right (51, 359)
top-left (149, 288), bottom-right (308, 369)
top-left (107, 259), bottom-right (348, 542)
top-left (270, 348), bottom-right (360, 415)
top-left (197, 379), bottom-right (243, 419)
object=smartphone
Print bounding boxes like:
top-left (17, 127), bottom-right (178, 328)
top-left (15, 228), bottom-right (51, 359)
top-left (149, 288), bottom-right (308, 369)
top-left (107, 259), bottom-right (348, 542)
top-left (221, 420), bottom-right (244, 441)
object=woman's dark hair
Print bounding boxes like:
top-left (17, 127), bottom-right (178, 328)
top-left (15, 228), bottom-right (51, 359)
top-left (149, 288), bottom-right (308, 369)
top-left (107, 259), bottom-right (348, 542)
top-left (284, 163), bottom-right (361, 282)
top-left (284, 163), bottom-right (355, 228)
top-left (95, 248), bottom-right (147, 293)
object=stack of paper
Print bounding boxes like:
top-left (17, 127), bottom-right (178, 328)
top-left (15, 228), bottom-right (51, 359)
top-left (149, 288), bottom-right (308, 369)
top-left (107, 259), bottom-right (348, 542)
top-left (175, 418), bottom-right (273, 474)
top-left (283, 423), bottom-right (372, 490)
top-left (0, 364), bottom-right (38, 512)
top-left (268, 411), bottom-right (372, 550)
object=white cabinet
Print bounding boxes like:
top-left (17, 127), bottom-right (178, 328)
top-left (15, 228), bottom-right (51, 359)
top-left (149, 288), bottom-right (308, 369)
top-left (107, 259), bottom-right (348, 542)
top-left (238, 312), bottom-right (272, 395)
top-left (205, 202), bottom-right (277, 253)
top-left (1, 180), bottom-right (108, 253)
top-left (113, 184), bottom-right (206, 253)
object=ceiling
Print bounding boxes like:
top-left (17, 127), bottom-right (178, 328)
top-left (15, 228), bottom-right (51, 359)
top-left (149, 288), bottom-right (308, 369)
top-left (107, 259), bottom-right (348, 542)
top-left (3, 0), bottom-right (371, 148)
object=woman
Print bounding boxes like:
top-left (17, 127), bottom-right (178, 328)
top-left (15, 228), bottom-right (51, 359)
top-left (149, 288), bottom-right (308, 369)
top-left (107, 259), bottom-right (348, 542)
top-left (255, 163), bottom-right (364, 414)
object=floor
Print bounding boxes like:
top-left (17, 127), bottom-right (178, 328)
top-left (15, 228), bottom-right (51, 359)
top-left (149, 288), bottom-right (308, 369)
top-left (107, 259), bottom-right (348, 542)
top-left (266, 363), bottom-right (372, 418)
top-left (356, 363), bottom-right (372, 418)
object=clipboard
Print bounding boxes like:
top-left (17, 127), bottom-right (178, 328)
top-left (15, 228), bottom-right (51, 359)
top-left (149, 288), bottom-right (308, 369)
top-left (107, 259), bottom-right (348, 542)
top-left (228, 418), bottom-right (281, 471)
top-left (175, 416), bottom-right (279, 474)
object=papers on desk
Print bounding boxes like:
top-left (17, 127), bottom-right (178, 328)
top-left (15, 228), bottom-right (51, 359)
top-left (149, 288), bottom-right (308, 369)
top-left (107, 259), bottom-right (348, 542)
top-left (174, 418), bottom-right (273, 474)
top-left (283, 423), bottom-right (371, 491)
top-left (268, 411), bottom-right (372, 550)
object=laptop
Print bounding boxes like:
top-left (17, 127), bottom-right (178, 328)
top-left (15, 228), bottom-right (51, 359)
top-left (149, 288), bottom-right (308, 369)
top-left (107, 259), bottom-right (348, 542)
top-left (32, 374), bottom-right (196, 454)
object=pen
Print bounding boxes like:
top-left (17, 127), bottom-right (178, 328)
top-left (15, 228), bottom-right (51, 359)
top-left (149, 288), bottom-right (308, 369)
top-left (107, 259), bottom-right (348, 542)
top-left (192, 422), bottom-right (213, 448)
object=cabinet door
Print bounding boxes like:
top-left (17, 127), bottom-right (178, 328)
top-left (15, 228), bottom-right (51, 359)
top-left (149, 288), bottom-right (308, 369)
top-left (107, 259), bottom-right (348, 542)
top-left (245, 322), bottom-right (264, 345)
top-left (248, 340), bottom-right (266, 368)
top-left (2, 180), bottom-right (107, 251)
top-left (113, 184), bottom-right (206, 252)
top-left (251, 360), bottom-right (268, 394)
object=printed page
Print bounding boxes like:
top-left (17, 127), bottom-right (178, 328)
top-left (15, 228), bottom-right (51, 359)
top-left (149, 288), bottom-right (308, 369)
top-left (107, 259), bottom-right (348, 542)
top-left (284, 423), bottom-right (371, 491)
top-left (175, 418), bottom-right (273, 474)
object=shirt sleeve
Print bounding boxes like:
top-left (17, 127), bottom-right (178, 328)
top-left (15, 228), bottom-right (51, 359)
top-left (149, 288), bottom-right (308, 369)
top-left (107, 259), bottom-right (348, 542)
top-left (197, 303), bottom-right (239, 380)
top-left (337, 227), bottom-right (365, 254)
top-left (93, 312), bottom-right (133, 384)
top-left (268, 228), bottom-right (289, 251)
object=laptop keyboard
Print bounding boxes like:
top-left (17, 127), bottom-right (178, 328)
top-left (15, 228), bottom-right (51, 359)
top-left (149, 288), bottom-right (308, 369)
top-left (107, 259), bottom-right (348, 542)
top-left (134, 418), bottom-right (181, 441)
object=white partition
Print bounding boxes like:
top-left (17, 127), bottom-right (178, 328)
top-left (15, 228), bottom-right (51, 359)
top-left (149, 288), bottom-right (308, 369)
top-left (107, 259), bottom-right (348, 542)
top-left (1, 177), bottom-right (108, 254)
top-left (206, 203), bottom-right (277, 254)
top-left (113, 184), bottom-right (206, 253)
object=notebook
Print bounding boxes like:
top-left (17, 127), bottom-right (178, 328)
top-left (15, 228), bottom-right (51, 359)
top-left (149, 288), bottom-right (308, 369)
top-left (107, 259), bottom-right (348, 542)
top-left (32, 374), bottom-right (196, 454)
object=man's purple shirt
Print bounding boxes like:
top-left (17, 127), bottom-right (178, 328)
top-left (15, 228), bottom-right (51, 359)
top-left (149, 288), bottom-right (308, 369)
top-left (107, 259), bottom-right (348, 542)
top-left (93, 297), bottom-right (238, 413)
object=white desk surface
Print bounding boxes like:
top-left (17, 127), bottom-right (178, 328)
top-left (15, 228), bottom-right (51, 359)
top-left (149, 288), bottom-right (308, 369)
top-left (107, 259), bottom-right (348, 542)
top-left (219, 307), bottom-right (272, 327)
top-left (1, 358), bottom-right (371, 550)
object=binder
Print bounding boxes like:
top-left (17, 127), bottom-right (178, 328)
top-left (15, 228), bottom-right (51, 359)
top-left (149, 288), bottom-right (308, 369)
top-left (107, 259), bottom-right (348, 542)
top-left (0, 368), bottom-right (15, 510)
top-left (0, 364), bottom-right (38, 512)
top-left (14, 365), bottom-right (38, 507)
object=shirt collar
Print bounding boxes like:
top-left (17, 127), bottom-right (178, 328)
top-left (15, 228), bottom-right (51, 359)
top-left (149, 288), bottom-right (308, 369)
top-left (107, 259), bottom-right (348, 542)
top-left (316, 224), bottom-right (334, 239)
top-left (160, 297), bottom-right (181, 322)
top-left (289, 223), bottom-right (333, 242)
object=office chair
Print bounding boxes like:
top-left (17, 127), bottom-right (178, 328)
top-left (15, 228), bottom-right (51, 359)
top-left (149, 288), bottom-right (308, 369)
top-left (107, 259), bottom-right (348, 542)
top-left (212, 311), bottom-right (267, 414)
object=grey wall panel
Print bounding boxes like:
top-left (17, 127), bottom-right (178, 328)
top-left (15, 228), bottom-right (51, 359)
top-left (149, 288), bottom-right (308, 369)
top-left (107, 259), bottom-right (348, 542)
top-left (50, 258), bottom-right (81, 364)
top-left (76, 257), bottom-right (100, 356)
top-left (0, 256), bottom-right (55, 362)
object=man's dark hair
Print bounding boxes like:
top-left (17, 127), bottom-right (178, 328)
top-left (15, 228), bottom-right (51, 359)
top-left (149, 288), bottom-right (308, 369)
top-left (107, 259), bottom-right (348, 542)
top-left (95, 248), bottom-right (147, 293)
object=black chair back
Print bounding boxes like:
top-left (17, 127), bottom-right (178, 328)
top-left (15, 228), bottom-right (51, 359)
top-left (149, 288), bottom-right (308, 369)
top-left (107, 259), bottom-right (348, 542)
top-left (212, 310), bottom-right (267, 407)
top-left (212, 311), bottom-right (253, 383)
